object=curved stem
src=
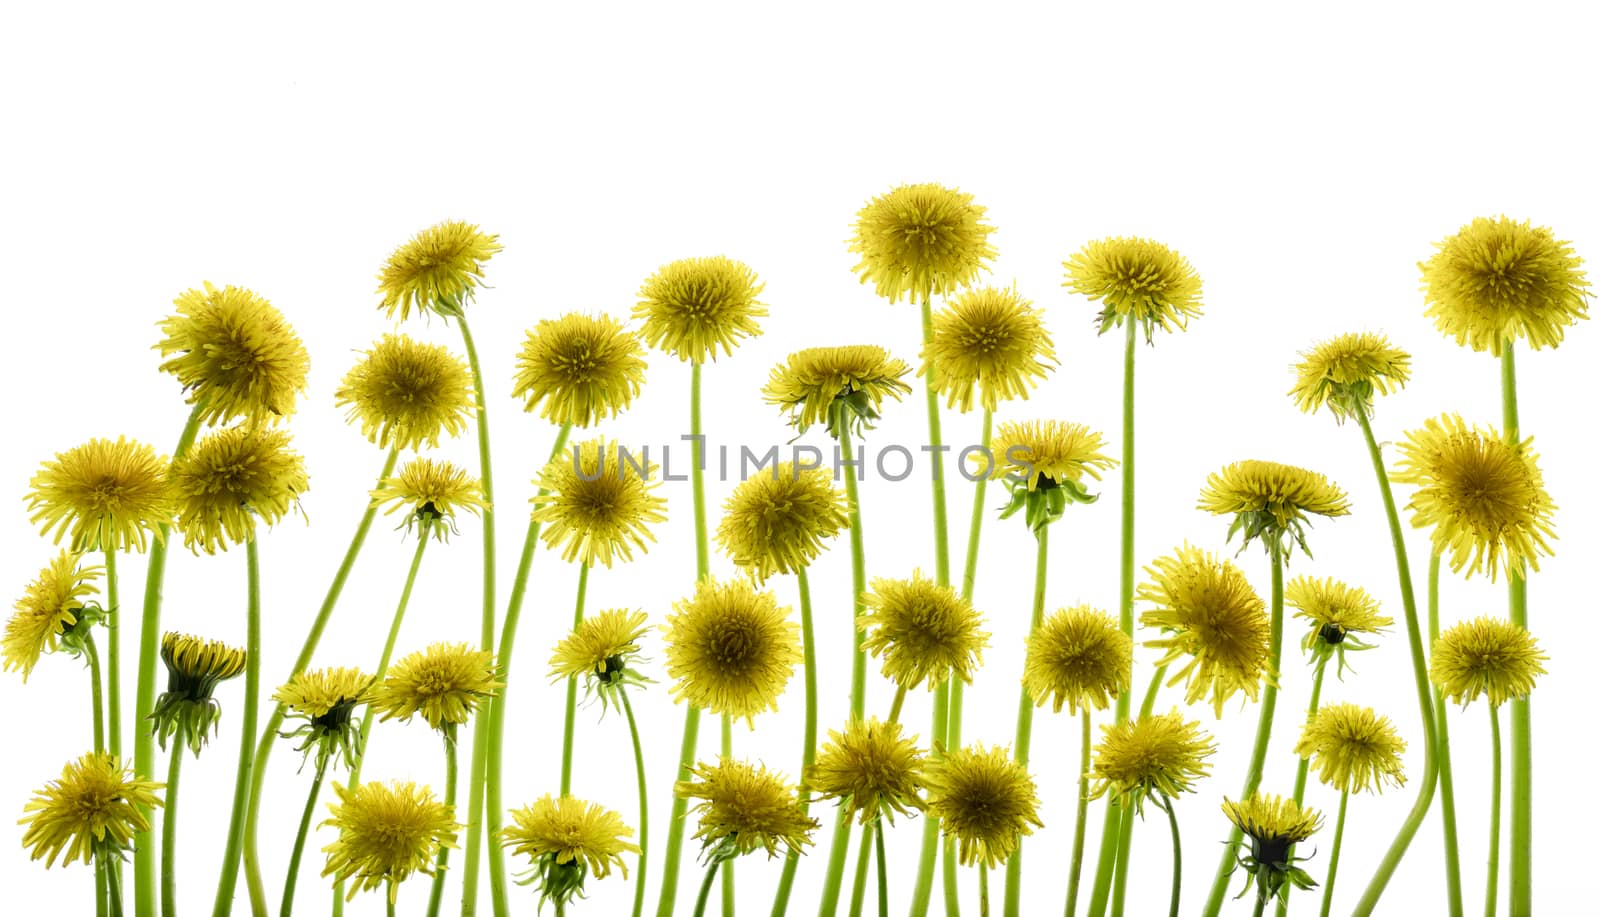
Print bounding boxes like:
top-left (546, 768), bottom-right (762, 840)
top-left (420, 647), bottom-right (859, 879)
top-left (85, 632), bottom-right (106, 753)
top-left (1108, 803), bottom-right (1135, 917)
top-left (1318, 790), bottom-right (1351, 917)
top-left (1429, 554), bottom-right (1465, 916)
top-left (427, 727), bottom-right (459, 917)
top-left (1003, 526), bottom-right (1050, 916)
top-left (558, 563), bottom-right (591, 796)
top-left (212, 537), bottom-right (263, 917)
top-left (1137, 664), bottom-right (1168, 721)
top-left (1278, 657), bottom-right (1329, 917)
top-left (621, 690), bottom-right (651, 917)
top-left (849, 822), bottom-right (873, 917)
top-left (1499, 343), bottom-right (1531, 917)
top-left (1486, 704), bottom-right (1502, 917)
top-left (278, 759), bottom-right (327, 917)
top-left (888, 685), bottom-right (907, 726)
top-left (771, 567), bottom-right (820, 916)
top-left (1064, 709), bottom-right (1091, 917)
top-left (1157, 796), bottom-right (1181, 917)
top-left (161, 747), bottom-right (184, 917)
top-left (876, 820), bottom-right (890, 917)
top-left (693, 859), bottom-right (722, 917)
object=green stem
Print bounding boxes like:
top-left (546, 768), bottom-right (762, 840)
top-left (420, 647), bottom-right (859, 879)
top-left (1251, 890), bottom-right (1267, 917)
top-left (1429, 554), bottom-right (1465, 917)
top-left (428, 727), bottom-right (459, 917)
top-left (1003, 526), bottom-right (1050, 916)
top-left (558, 563), bottom-right (591, 796)
top-left (1349, 406), bottom-right (1439, 917)
top-left (1137, 664), bottom-right (1167, 721)
top-left (693, 859), bottom-right (722, 917)
top-left (979, 865), bottom-right (991, 917)
top-left (875, 820), bottom-right (890, 917)
top-left (1318, 791), bottom-right (1350, 917)
top-left (97, 850), bottom-right (109, 917)
top-left (1157, 796), bottom-right (1181, 917)
top-left (771, 567), bottom-right (820, 917)
top-left (86, 632), bottom-right (106, 753)
top-left (821, 810), bottom-right (857, 917)
top-left (108, 854), bottom-right (126, 917)
top-left (1277, 657), bottom-right (1329, 917)
top-left (849, 822), bottom-right (873, 917)
top-left (244, 447), bottom-right (399, 916)
top-left (722, 711), bottom-right (735, 917)
top-left (1108, 801), bottom-right (1134, 917)
top-left (888, 685), bottom-right (907, 725)
top-left (161, 746), bottom-right (184, 917)
top-left (104, 547), bottom-right (122, 756)
top-left (1499, 342), bottom-right (1531, 917)
top-left (212, 536), bottom-right (263, 917)
top-left (840, 424), bottom-right (869, 721)
top-left (621, 690), bottom-right (651, 917)
top-left (690, 361), bottom-right (710, 579)
top-left (658, 704), bottom-right (703, 917)
top-left (917, 680), bottom-right (950, 917)
top-left (1064, 709), bottom-right (1091, 917)
top-left (1487, 704), bottom-right (1503, 917)
top-left (279, 759), bottom-right (327, 917)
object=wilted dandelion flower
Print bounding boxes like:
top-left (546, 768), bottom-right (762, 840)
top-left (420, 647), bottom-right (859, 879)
top-left (763, 345), bottom-right (912, 439)
top-left (26, 436), bottom-right (172, 552)
top-left (849, 183), bottom-right (998, 304)
top-left (169, 425), bottom-right (308, 554)
top-left (984, 420), bottom-right (1117, 532)
top-left (922, 743), bottom-right (1043, 869)
top-left (502, 794), bottom-right (641, 909)
top-left (512, 312), bottom-right (648, 428)
top-left (1420, 215), bottom-right (1590, 355)
top-left (858, 570), bottom-right (988, 692)
top-left (676, 757), bottom-right (818, 861)
top-left (1286, 576), bottom-right (1390, 676)
top-left (1223, 792), bottom-right (1323, 902)
top-left (19, 752), bottom-right (163, 868)
top-left (1293, 703), bottom-right (1406, 795)
top-left (321, 779), bottom-right (460, 902)
top-left (1062, 237), bottom-right (1203, 341)
top-left (1430, 616), bottom-right (1547, 707)
top-left (1198, 460), bottom-right (1350, 557)
top-left (549, 608), bottom-right (651, 712)
top-left (715, 461), bottom-right (848, 582)
top-left (1391, 413), bottom-right (1556, 581)
top-left (1022, 605), bottom-right (1132, 715)
top-left (151, 632), bottom-right (246, 755)
top-left (922, 286), bottom-right (1056, 413)
top-left (633, 256), bottom-right (766, 363)
top-left (274, 667), bottom-right (373, 772)
top-left (371, 458), bottom-right (487, 542)
top-left (1087, 710), bottom-right (1216, 813)
top-left (4, 552), bottom-right (101, 680)
top-left (156, 281), bottom-right (310, 427)
top-left (334, 334), bottom-right (475, 450)
top-left (370, 642), bottom-right (501, 733)
top-left (662, 577), bottom-right (801, 724)
top-left (532, 439), bottom-right (667, 568)
top-left (376, 220), bottom-right (502, 320)
top-left (1139, 545), bottom-right (1272, 717)
top-left (809, 717), bottom-right (926, 826)
top-left (1289, 332), bottom-right (1412, 422)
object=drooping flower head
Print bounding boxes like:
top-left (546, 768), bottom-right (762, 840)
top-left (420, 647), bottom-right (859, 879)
top-left (151, 632), bottom-right (247, 756)
top-left (1139, 545), bottom-right (1272, 717)
top-left (849, 183), bottom-right (998, 304)
top-left (1023, 605), bottom-right (1132, 715)
top-left (1198, 460), bottom-right (1350, 558)
top-left (922, 743), bottom-right (1043, 869)
top-left (1087, 710), bottom-right (1216, 814)
top-left (675, 757), bottom-right (818, 864)
top-left (169, 425), bottom-right (308, 554)
top-left (1286, 576), bottom-right (1390, 677)
top-left (1223, 792), bottom-right (1323, 904)
top-left (549, 608), bottom-right (651, 714)
top-left (321, 779), bottom-right (460, 903)
top-left (4, 552), bottom-right (102, 680)
top-left (809, 717), bottom-right (926, 826)
top-left (501, 794), bottom-right (641, 910)
top-left (512, 312), bottom-right (648, 428)
top-left (274, 667), bottom-right (374, 772)
top-left (1430, 616), bottom-right (1547, 708)
top-left (983, 420), bottom-right (1117, 532)
top-left (922, 286), bottom-right (1057, 414)
top-left (376, 220), bottom-right (502, 320)
top-left (662, 577), bottom-right (801, 724)
top-left (1420, 215), bottom-right (1590, 355)
top-left (633, 256), bottom-right (766, 363)
top-left (531, 439), bottom-right (667, 568)
top-left (858, 570), bottom-right (988, 692)
top-left (369, 642), bottom-right (501, 734)
top-left (763, 345), bottom-right (913, 440)
top-left (1062, 236), bottom-right (1203, 342)
top-left (1293, 703), bottom-right (1407, 795)
top-left (371, 458), bottom-right (488, 542)
top-left (1391, 413), bottom-right (1556, 581)
top-left (715, 461), bottom-right (848, 582)
top-left (26, 436), bottom-right (172, 552)
top-left (156, 281), bottom-right (310, 427)
top-left (334, 334), bottom-right (475, 450)
top-left (19, 752), bottom-right (163, 868)
top-left (1289, 332), bottom-right (1412, 423)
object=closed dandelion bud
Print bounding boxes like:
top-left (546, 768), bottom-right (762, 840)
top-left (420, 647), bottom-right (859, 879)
top-left (150, 632), bottom-right (246, 756)
top-left (376, 220), bottom-right (502, 321)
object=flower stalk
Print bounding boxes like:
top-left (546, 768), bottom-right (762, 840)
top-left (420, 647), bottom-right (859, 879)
top-left (425, 726), bottom-right (459, 917)
top-left (1318, 791), bottom-right (1351, 917)
top-left (1500, 342), bottom-right (1532, 917)
top-left (211, 537), bottom-right (264, 917)
top-left (278, 758), bottom-right (328, 917)
top-left (769, 567), bottom-right (820, 917)
top-left (1003, 525), bottom-right (1049, 916)
top-left (1429, 555), bottom-right (1465, 916)
top-left (558, 563), bottom-right (591, 796)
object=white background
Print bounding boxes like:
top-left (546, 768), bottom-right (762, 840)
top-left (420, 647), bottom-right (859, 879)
top-left (3, 2), bottom-right (1597, 914)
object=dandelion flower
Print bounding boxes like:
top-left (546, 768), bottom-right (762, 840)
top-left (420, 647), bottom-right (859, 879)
top-left (273, 667), bottom-right (373, 771)
top-left (26, 436), bottom-right (172, 552)
top-left (512, 312), bottom-right (648, 428)
top-left (370, 642), bottom-right (501, 733)
top-left (809, 717), bottom-right (926, 826)
top-left (922, 743), bottom-right (1043, 869)
top-left (371, 458), bottom-right (487, 542)
top-left (549, 608), bottom-right (651, 712)
top-left (334, 333), bottom-right (475, 450)
top-left (151, 632), bottom-right (246, 755)
top-left (763, 345), bottom-right (912, 439)
top-left (849, 183), bottom-right (998, 304)
top-left (1286, 576), bottom-right (1390, 676)
top-left (376, 220), bottom-right (502, 320)
top-left (321, 779), bottom-right (460, 902)
top-left (1430, 616), bottom-right (1547, 707)
top-left (1139, 545), bottom-right (1272, 717)
top-left (1088, 711), bottom-right (1216, 812)
top-left (169, 425), bottom-right (308, 554)
top-left (156, 281), bottom-right (310, 426)
top-left (633, 256), bottom-right (766, 363)
top-left (502, 794), bottom-right (640, 908)
top-left (1223, 792), bottom-right (1323, 902)
top-left (923, 286), bottom-right (1056, 414)
top-left (1022, 605), bottom-right (1132, 715)
top-left (858, 570), bottom-right (988, 692)
top-left (715, 461), bottom-right (848, 582)
top-left (1198, 460), bottom-right (1350, 557)
top-left (532, 438), bottom-right (667, 568)
top-left (1420, 215), bottom-right (1590, 355)
top-left (675, 757), bottom-right (818, 860)
top-left (1288, 332), bottom-right (1412, 423)
top-left (4, 552), bottom-right (101, 680)
top-left (19, 752), bottom-right (163, 868)
top-left (662, 577), bottom-right (801, 724)
top-left (985, 419), bottom-right (1116, 531)
top-left (1062, 237), bottom-right (1203, 341)
top-left (1391, 413), bottom-right (1556, 581)
top-left (1293, 703), bottom-right (1406, 795)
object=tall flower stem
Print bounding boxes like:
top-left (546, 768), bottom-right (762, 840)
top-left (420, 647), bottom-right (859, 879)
top-left (1349, 406), bottom-right (1439, 917)
top-left (1277, 657), bottom-right (1329, 917)
top-left (161, 747), bottom-right (184, 917)
top-left (1064, 708), bottom-right (1091, 917)
top-left (1200, 536), bottom-right (1285, 917)
top-left (824, 419), bottom-right (870, 914)
top-left (849, 824), bottom-right (873, 917)
top-left (875, 821), bottom-right (890, 917)
top-left (1486, 705), bottom-right (1503, 917)
top-left (978, 865), bottom-right (991, 917)
top-left (1155, 796), bottom-right (1181, 917)
top-left (1003, 525), bottom-right (1050, 916)
top-left (485, 425), bottom-right (572, 916)
top-left (278, 758), bottom-right (328, 917)
top-left (212, 537), bottom-right (264, 917)
top-left (1108, 802), bottom-right (1135, 917)
top-left (104, 547), bottom-right (122, 757)
top-left (244, 448), bottom-right (401, 916)
top-left (107, 855), bottom-right (126, 917)
top-left (722, 714), bottom-right (734, 917)
top-left (427, 726), bottom-right (459, 917)
top-left (620, 690), bottom-right (651, 917)
top-left (558, 564), bottom-right (591, 796)
top-left (820, 810), bottom-right (856, 917)
top-left (96, 850), bottom-right (110, 917)
top-left (134, 401), bottom-right (205, 917)
top-left (1318, 791), bottom-right (1351, 917)
top-left (693, 860), bottom-right (722, 917)
top-left (1499, 342), bottom-right (1531, 917)
top-left (770, 567), bottom-right (820, 917)
top-left (86, 633), bottom-right (107, 753)
top-left (1429, 554), bottom-right (1464, 916)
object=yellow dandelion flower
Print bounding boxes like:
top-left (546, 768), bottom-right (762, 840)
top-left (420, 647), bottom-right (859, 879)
top-left (1198, 460), bottom-right (1350, 557)
top-left (675, 757), bottom-right (818, 860)
top-left (984, 419), bottom-right (1117, 532)
top-left (1139, 545), bottom-right (1272, 717)
top-left (662, 577), bottom-right (801, 724)
top-left (922, 743), bottom-right (1043, 869)
top-left (512, 312), bottom-right (648, 429)
top-left (370, 642), bottom-right (502, 733)
top-left (1391, 413), bottom-right (1556, 581)
top-left (1286, 576), bottom-right (1390, 676)
top-left (1420, 215), bottom-right (1590, 355)
top-left (4, 552), bottom-right (101, 680)
top-left (923, 286), bottom-right (1057, 414)
top-left (715, 461), bottom-right (848, 582)
top-left (376, 220), bottom-right (502, 320)
top-left (273, 667), bottom-right (373, 771)
top-left (156, 281), bottom-right (310, 427)
top-left (763, 345), bottom-right (912, 439)
top-left (371, 458), bottom-right (487, 542)
top-left (169, 425), bottom-right (308, 554)
top-left (549, 608), bottom-right (651, 712)
top-left (151, 632), bottom-right (246, 755)
top-left (1062, 237), bottom-right (1203, 341)
top-left (1087, 710), bottom-right (1216, 813)
top-left (502, 794), bottom-right (640, 908)
top-left (633, 256), bottom-right (766, 363)
top-left (1223, 792), bottom-right (1323, 902)
top-left (1022, 605), bottom-right (1132, 715)
top-left (809, 717), bottom-right (926, 826)
top-left (1430, 616), bottom-right (1547, 707)
top-left (321, 780), bottom-right (460, 902)
top-left (19, 752), bottom-right (163, 868)
top-left (1293, 703), bottom-right (1407, 795)
top-left (1288, 332), bottom-right (1412, 423)
top-left (849, 183), bottom-right (998, 304)
top-left (334, 333), bottom-right (475, 451)
top-left (26, 436), bottom-right (172, 552)
top-left (858, 570), bottom-right (988, 692)
top-left (531, 438), bottom-right (667, 568)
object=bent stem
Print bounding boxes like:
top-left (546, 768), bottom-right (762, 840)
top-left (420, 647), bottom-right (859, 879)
top-left (1064, 709), bottom-right (1091, 917)
top-left (1486, 704), bottom-right (1503, 917)
top-left (621, 690), bottom-right (651, 917)
top-left (849, 822), bottom-right (873, 917)
top-left (86, 633), bottom-right (107, 753)
top-left (1318, 790), bottom-right (1351, 917)
top-left (1499, 343), bottom-right (1531, 917)
top-left (1278, 657), bottom-right (1329, 917)
top-left (1429, 554), bottom-right (1464, 917)
top-left (770, 567), bottom-right (820, 917)
top-left (1156, 795), bottom-right (1181, 917)
top-left (427, 727), bottom-right (459, 917)
top-left (213, 537), bottom-right (264, 917)
top-left (1003, 525), bottom-right (1050, 917)
top-left (161, 747), bottom-right (184, 917)
top-left (279, 758), bottom-right (328, 917)
top-left (693, 859), bottom-right (723, 917)
top-left (558, 563), bottom-right (592, 796)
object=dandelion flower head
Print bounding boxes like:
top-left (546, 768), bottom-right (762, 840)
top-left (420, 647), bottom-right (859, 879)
top-left (1293, 703), bottom-right (1406, 795)
top-left (274, 667), bottom-right (373, 771)
top-left (370, 642), bottom-right (501, 733)
top-left (985, 419), bottom-right (1116, 532)
top-left (1062, 236), bottom-right (1203, 341)
top-left (512, 312), bottom-right (648, 428)
top-left (922, 286), bottom-right (1056, 413)
top-left (675, 757), bottom-right (818, 861)
top-left (763, 345), bottom-right (912, 439)
top-left (321, 779), bottom-right (460, 902)
top-left (371, 457), bottom-right (487, 542)
top-left (502, 794), bottom-right (640, 908)
top-left (169, 425), bottom-right (308, 554)
top-left (849, 182), bottom-right (998, 304)
top-left (922, 743), bottom-right (1043, 869)
top-left (532, 439), bottom-right (667, 568)
top-left (633, 256), bottom-right (766, 363)
top-left (1088, 710), bottom-right (1216, 813)
top-left (858, 570), bottom-right (988, 692)
top-left (715, 461), bottom-right (847, 582)
top-left (19, 752), bottom-right (163, 868)
top-left (152, 631), bottom-right (247, 755)
top-left (1139, 545), bottom-right (1272, 717)
top-left (549, 608), bottom-right (651, 712)
top-left (809, 717), bottom-right (926, 826)
top-left (1286, 576), bottom-right (1390, 676)
top-left (1430, 615), bottom-right (1547, 707)
top-left (1289, 332), bottom-right (1412, 422)
top-left (1022, 605), bottom-right (1131, 715)
top-left (376, 220), bottom-right (502, 320)
top-left (1223, 792), bottom-right (1323, 902)
top-left (1197, 460), bottom-right (1350, 557)
top-left (156, 281), bottom-right (310, 427)
top-left (4, 552), bottom-right (101, 680)
top-left (334, 333), bottom-right (474, 450)
top-left (26, 436), bottom-right (172, 552)
top-left (662, 577), bottom-right (801, 724)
